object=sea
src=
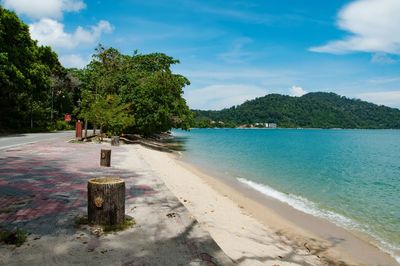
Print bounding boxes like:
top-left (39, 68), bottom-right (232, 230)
top-left (173, 128), bottom-right (400, 262)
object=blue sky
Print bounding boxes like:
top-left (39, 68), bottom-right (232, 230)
top-left (3, 0), bottom-right (400, 110)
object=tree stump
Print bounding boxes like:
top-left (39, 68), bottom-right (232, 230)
top-left (111, 136), bottom-right (120, 146)
top-left (100, 149), bottom-right (111, 167)
top-left (87, 177), bottom-right (125, 226)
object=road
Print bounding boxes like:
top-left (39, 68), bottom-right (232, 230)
top-left (0, 131), bottom-right (74, 150)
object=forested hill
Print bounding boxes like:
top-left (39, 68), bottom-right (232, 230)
top-left (192, 92), bottom-right (400, 129)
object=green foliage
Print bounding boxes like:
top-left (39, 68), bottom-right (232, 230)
top-left (74, 215), bottom-right (89, 227)
top-left (120, 52), bottom-right (193, 135)
top-left (126, 70), bottom-right (192, 135)
top-left (55, 120), bottom-right (70, 130)
top-left (73, 214), bottom-right (135, 233)
top-left (79, 92), bottom-right (134, 136)
top-left (103, 216), bottom-right (136, 232)
top-left (0, 7), bottom-right (190, 135)
top-left (76, 45), bottom-right (192, 136)
top-left (0, 7), bottom-right (73, 131)
top-left (193, 92), bottom-right (400, 129)
top-left (0, 228), bottom-right (27, 247)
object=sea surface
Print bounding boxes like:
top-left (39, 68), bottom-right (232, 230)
top-left (173, 128), bottom-right (400, 261)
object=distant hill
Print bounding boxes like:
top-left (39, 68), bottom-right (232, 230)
top-left (192, 92), bottom-right (400, 129)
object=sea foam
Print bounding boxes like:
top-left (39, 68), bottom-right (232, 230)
top-left (237, 177), bottom-right (355, 228)
top-left (236, 177), bottom-right (400, 262)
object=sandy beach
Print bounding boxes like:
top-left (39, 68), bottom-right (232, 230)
top-left (134, 144), bottom-right (399, 265)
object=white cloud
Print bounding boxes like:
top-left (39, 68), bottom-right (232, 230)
top-left (218, 37), bottom-right (254, 63)
top-left (367, 76), bottom-right (400, 85)
top-left (310, 0), bottom-right (400, 55)
top-left (180, 68), bottom-right (300, 87)
top-left (184, 84), bottom-right (267, 110)
top-left (59, 54), bottom-right (89, 68)
top-left (29, 19), bottom-right (113, 50)
top-left (290, 86), bottom-right (307, 97)
top-left (371, 53), bottom-right (396, 64)
top-left (2, 0), bottom-right (85, 19)
top-left (358, 91), bottom-right (400, 107)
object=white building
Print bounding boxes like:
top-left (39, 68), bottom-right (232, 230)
top-left (265, 123), bottom-right (277, 128)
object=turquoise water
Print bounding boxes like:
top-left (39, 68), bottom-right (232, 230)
top-left (174, 128), bottom-right (400, 260)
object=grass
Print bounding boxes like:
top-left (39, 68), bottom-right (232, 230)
top-left (0, 228), bottom-right (28, 247)
top-left (74, 215), bottom-right (89, 227)
top-left (103, 216), bottom-right (136, 232)
top-left (74, 215), bottom-right (135, 233)
top-left (68, 139), bottom-right (85, 144)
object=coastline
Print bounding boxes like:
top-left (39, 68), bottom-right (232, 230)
top-left (135, 143), bottom-right (399, 265)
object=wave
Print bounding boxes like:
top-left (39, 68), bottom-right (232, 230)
top-left (236, 177), bottom-right (400, 263)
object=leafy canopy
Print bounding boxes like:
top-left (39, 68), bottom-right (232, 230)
top-left (77, 45), bottom-right (192, 136)
top-left (0, 7), bottom-right (76, 131)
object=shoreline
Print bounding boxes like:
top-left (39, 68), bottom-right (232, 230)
top-left (178, 156), bottom-right (399, 265)
top-left (180, 153), bottom-right (400, 263)
top-left (135, 144), bottom-right (399, 265)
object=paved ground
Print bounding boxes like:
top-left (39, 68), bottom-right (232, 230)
top-left (0, 137), bottom-right (233, 265)
top-left (0, 131), bottom-right (74, 150)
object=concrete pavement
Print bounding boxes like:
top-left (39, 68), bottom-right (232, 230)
top-left (0, 131), bottom-right (74, 150)
top-left (0, 137), bottom-right (233, 265)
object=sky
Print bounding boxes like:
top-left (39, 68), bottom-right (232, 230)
top-left (2, 0), bottom-right (400, 110)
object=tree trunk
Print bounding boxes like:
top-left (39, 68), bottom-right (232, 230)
top-left (84, 120), bottom-right (88, 140)
top-left (30, 95), bottom-right (33, 129)
top-left (51, 87), bottom-right (54, 124)
top-left (100, 149), bottom-right (111, 167)
top-left (111, 136), bottom-right (120, 146)
top-left (87, 177), bottom-right (125, 226)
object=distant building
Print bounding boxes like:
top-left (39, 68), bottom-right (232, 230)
top-left (237, 123), bottom-right (277, 128)
top-left (265, 123), bottom-right (277, 128)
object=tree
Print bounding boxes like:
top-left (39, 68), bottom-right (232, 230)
top-left (0, 7), bottom-right (65, 131)
top-left (77, 46), bottom-right (192, 136)
top-left (79, 93), bottom-right (134, 136)
top-left (77, 45), bottom-right (133, 135)
top-left (121, 52), bottom-right (193, 135)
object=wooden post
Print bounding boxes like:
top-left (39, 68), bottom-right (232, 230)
top-left (100, 149), bottom-right (111, 167)
top-left (111, 136), bottom-right (120, 146)
top-left (75, 120), bottom-right (82, 139)
top-left (87, 177), bottom-right (125, 226)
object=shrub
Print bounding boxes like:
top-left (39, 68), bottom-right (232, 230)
top-left (55, 120), bottom-right (71, 130)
